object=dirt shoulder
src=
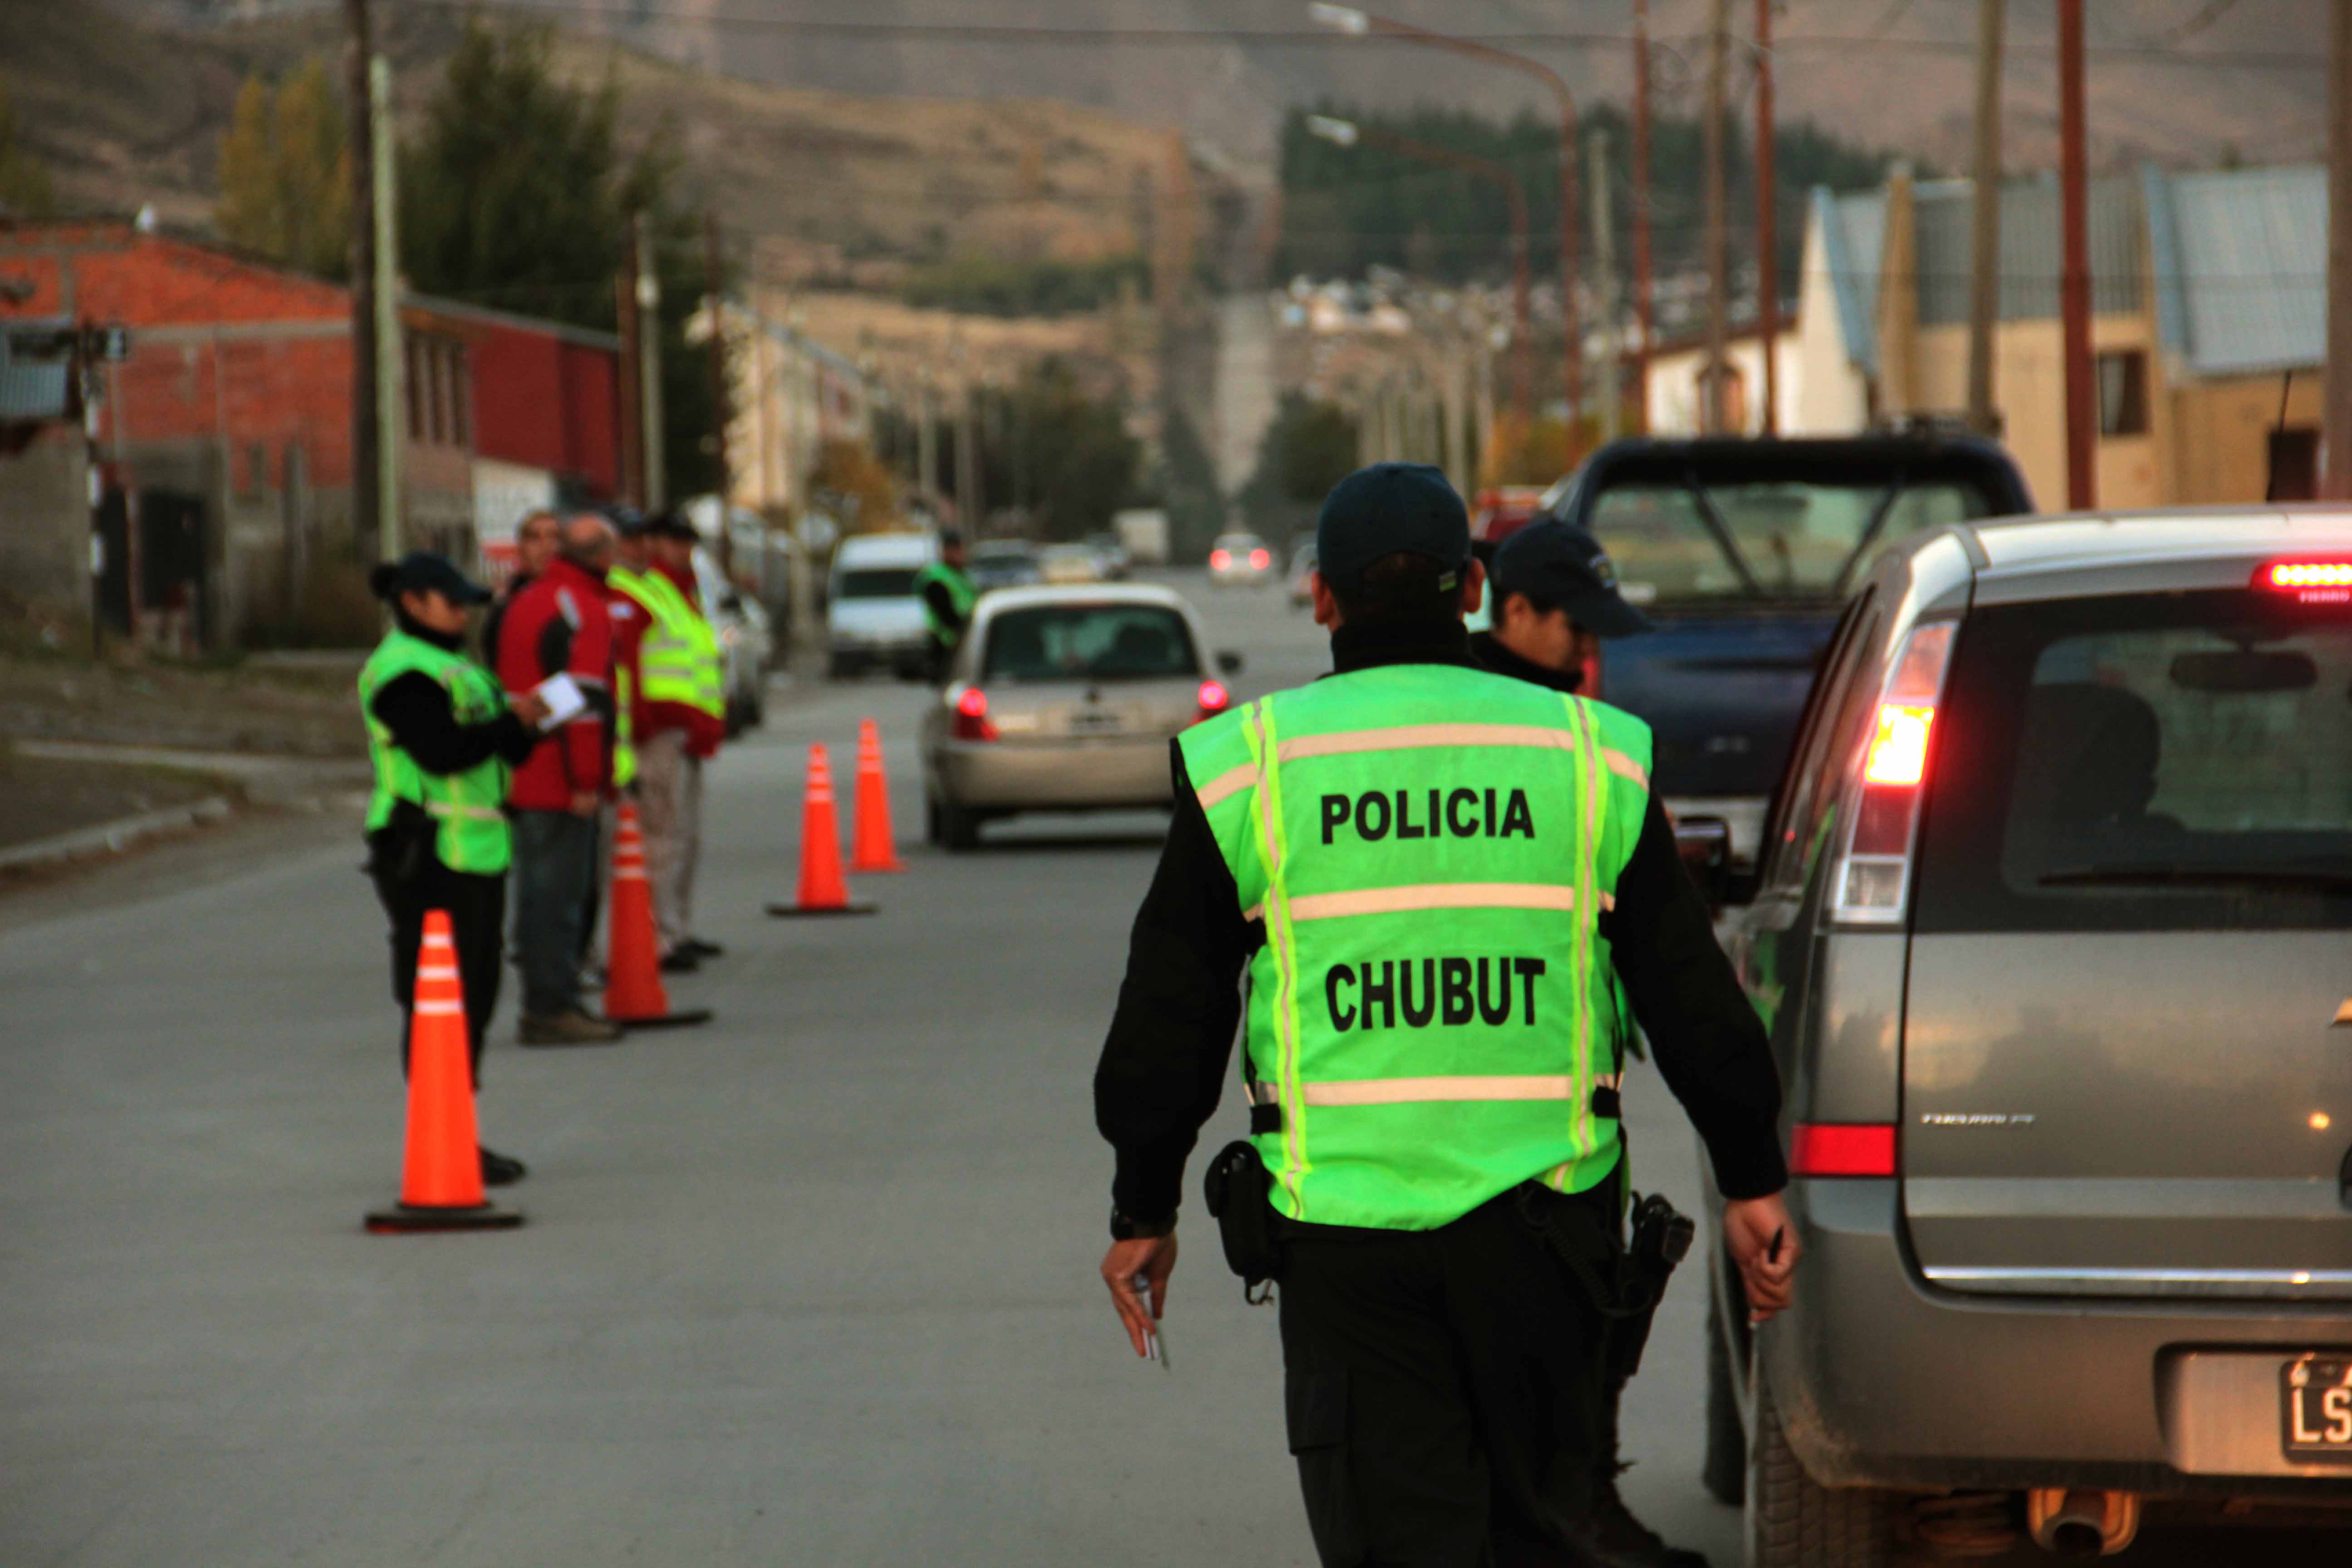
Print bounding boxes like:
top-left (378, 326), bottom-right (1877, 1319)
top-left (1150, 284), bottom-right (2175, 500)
top-left (0, 650), bottom-right (365, 759)
top-left (0, 746), bottom-right (232, 851)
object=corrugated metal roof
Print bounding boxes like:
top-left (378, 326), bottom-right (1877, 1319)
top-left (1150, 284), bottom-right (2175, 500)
top-left (2155, 163), bottom-right (2323, 377)
top-left (1819, 188), bottom-right (1883, 374)
top-left (1911, 174), bottom-right (2141, 326)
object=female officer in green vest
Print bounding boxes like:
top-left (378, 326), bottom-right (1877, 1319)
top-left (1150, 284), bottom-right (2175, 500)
top-left (913, 529), bottom-right (977, 683)
top-left (359, 553), bottom-right (545, 1188)
top-left (1092, 465), bottom-right (1797, 1566)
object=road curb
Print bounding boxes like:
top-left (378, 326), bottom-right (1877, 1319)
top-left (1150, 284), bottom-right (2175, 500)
top-left (0, 796), bottom-right (238, 873)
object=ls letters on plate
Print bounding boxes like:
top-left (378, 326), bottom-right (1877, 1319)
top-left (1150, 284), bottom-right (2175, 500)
top-left (2282, 1356), bottom-right (2352, 1463)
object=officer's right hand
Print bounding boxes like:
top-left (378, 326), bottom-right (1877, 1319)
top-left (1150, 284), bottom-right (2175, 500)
top-left (1724, 1192), bottom-right (1799, 1325)
top-left (510, 691), bottom-right (552, 728)
top-left (1100, 1232), bottom-right (1176, 1358)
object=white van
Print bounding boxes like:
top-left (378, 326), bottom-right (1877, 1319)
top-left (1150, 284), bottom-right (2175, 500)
top-left (827, 531), bottom-right (939, 679)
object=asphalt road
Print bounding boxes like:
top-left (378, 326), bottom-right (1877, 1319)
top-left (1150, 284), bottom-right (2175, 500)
top-left (0, 569), bottom-right (2335, 1566)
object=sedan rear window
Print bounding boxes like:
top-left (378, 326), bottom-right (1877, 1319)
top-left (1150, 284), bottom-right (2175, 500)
top-left (1914, 589), bottom-right (2352, 931)
top-left (837, 568), bottom-right (920, 599)
top-left (983, 604), bottom-right (1198, 681)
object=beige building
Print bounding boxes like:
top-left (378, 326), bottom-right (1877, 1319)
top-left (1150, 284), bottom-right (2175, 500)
top-left (709, 297), bottom-right (878, 519)
top-left (1798, 164), bottom-right (2323, 509)
top-left (1642, 324), bottom-right (1804, 438)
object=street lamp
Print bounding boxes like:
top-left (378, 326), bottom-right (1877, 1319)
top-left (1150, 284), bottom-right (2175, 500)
top-left (1305, 114), bottom-right (1532, 434)
top-left (1308, 3), bottom-right (1580, 452)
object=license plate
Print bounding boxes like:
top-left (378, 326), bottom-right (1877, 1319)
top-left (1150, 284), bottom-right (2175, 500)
top-left (1068, 708), bottom-right (1123, 735)
top-left (2282, 1356), bottom-right (2352, 1462)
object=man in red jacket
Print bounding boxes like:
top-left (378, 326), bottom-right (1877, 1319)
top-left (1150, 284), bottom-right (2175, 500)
top-left (495, 512), bottom-right (625, 1045)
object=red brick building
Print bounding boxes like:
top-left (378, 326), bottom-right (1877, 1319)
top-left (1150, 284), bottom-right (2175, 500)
top-left (0, 221), bottom-right (622, 648)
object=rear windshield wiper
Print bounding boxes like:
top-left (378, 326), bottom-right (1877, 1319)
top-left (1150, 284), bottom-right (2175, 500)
top-left (2039, 863), bottom-right (2352, 893)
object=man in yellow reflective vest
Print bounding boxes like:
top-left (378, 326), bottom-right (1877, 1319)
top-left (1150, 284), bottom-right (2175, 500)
top-left (1092, 464), bottom-right (1797, 1566)
top-left (613, 510), bottom-right (728, 971)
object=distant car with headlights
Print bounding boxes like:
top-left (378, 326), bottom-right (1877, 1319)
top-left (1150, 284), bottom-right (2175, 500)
top-left (918, 584), bottom-right (1243, 850)
top-left (1695, 509), bottom-right (2352, 1567)
top-left (1287, 541), bottom-right (1318, 608)
top-left (1209, 531), bottom-right (1274, 587)
top-left (827, 530), bottom-right (937, 679)
top-left (692, 545), bottom-right (772, 732)
top-left (1038, 542), bottom-right (1104, 586)
top-left (1086, 531), bottom-right (1132, 580)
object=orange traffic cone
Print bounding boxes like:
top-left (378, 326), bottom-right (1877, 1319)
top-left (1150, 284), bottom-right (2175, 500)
top-left (366, 911), bottom-right (522, 1233)
top-left (604, 801), bottom-right (712, 1029)
top-left (848, 717), bottom-right (906, 874)
top-left (767, 743), bottom-right (877, 917)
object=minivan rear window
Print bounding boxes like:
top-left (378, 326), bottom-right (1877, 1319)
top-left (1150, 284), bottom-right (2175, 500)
top-left (983, 603), bottom-right (1198, 682)
top-left (837, 568), bottom-right (920, 599)
top-left (1914, 588), bottom-right (2352, 931)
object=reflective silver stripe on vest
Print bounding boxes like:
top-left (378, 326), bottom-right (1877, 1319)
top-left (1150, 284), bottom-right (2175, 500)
top-left (1252, 1071), bottom-right (1622, 1108)
top-left (1267, 721), bottom-right (1646, 793)
top-left (425, 801), bottom-right (505, 822)
top-left (1243, 885), bottom-right (1610, 925)
top-left (1194, 761), bottom-right (1259, 813)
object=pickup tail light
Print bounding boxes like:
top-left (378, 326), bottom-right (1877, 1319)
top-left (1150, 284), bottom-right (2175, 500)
top-left (1831, 622), bottom-right (1955, 922)
top-left (1210, 549), bottom-right (1232, 570)
top-left (1790, 1122), bottom-right (1897, 1177)
top-left (2258, 560), bottom-right (2352, 604)
top-left (1192, 679), bottom-right (1230, 725)
top-left (950, 685), bottom-right (999, 742)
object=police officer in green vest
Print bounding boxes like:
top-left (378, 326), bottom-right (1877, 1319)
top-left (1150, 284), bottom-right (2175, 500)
top-left (360, 553), bottom-right (545, 1187)
top-left (1093, 464), bottom-right (1797, 1566)
top-left (912, 529), bottom-right (977, 683)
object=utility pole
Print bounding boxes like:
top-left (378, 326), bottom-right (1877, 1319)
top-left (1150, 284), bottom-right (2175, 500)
top-left (1589, 128), bottom-right (1621, 442)
top-left (2057, 0), bottom-right (2094, 508)
top-left (1703, 0), bottom-right (1730, 435)
top-left (2326, 0), bottom-right (2352, 497)
top-left (369, 55), bottom-right (402, 559)
top-left (1754, 0), bottom-right (1779, 436)
top-left (916, 373), bottom-right (938, 506)
top-left (1632, 0), bottom-right (1654, 432)
top-left (1967, 0), bottom-right (2007, 436)
top-left (635, 211), bottom-right (667, 512)
top-left (344, 0), bottom-right (378, 563)
top-left (703, 211), bottom-right (732, 568)
top-left (957, 379), bottom-right (982, 529)
top-left (616, 221), bottom-right (644, 509)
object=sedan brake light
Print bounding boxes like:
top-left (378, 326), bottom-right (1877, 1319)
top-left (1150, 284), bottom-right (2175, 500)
top-left (1831, 622), bottom-right (1955, 922)
top-left (950, 685), bottom-right (999, 742)
top-left (1789, 1122), bottom-right (1897, 1178)
top-left (1249, 548), bottom-right (1271, 570)
top-left (1192, 679), bottom-right (1230, 725)
top-left (1210, 549), bottom-right (1232, 570)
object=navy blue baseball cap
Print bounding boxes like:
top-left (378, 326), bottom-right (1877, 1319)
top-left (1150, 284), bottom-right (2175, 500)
top-left (1490, 520), bottom-right (1651, 638)
top-left (1315, 463), bottom-right (1471, 595)
top-left (368, 551), bottom-right (491, 606)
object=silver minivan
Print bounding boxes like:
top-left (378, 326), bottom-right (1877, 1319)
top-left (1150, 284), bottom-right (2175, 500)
top-left (1695, 509), bottom-right (2352, 1564)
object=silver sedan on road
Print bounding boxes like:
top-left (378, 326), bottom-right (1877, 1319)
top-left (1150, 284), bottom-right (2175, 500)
top-left (919, 584), bottom-right (1241, 849)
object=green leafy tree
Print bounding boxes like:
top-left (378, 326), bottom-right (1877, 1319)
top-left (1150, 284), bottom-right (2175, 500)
top-left (215, 60), bottom-right (349, 278)
top-left (975, 359), bottom-right (1142, 540)
top-left (0, 83), bottom-right (55, 217)
top-left (399, 23), bottom-right (723, 495)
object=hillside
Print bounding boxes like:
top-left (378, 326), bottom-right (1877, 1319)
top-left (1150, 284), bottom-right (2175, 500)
top-left (122, 0), bottom-right (2332, 178)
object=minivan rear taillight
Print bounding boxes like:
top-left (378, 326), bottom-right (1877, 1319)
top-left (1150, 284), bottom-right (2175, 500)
top-left (1831, 622), bottom-right (1955, 922)
top-left (2259, 559), bottom-right (2352, 603)
top-left (1790, 1122), bottom-right (1898, 1177)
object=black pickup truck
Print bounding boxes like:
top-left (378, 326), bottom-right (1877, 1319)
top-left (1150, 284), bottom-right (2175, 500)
top-left (1534, 434), bottom-right (2035, 864)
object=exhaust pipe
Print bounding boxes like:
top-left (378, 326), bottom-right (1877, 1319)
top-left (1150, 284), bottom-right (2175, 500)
top-left (2026, 1489), bottom-right (2140, 1557)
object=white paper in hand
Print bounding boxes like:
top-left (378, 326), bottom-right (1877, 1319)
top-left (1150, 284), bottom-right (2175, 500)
top-left (533, 673), bottom-right (588, 732)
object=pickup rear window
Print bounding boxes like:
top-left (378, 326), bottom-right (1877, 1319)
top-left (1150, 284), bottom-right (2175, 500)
top-left (1586, 479), bottom-right (1995, 603)
top-left (1914, 589), bottom-right (2352, 931)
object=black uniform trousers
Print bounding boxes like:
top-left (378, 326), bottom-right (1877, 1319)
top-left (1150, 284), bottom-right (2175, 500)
top-left (370, 843), bottom-right (506, 1083)
top-left (1277, 1181), bottom-right (1619, 1568)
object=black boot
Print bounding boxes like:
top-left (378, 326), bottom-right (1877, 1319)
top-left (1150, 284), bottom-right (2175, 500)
top-left (479, 1146), bottom-right (528, 1186)
top-left (1577, 1377), bottom-right (1711, 1568)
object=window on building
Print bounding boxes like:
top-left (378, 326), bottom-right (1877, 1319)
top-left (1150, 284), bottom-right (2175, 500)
top-left (426, 341), bottom-right (446, 445)
top-left (450, 347), bottom-right (471, 446)
top-left (2268, 427), bottom-right (2318, 501)
top-left (406, 341), bottom-right (423, 441)
top-left (2097, 349), bottom-right (2149, 438)
top-left (244, 442), bottom-right (269, 497)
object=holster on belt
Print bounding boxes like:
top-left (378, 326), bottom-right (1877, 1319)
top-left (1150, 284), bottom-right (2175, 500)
top-left (1515, 1176), bottom-right (1695, 1385)
top-left (1202, 1139), bottom-right (1282, 1303)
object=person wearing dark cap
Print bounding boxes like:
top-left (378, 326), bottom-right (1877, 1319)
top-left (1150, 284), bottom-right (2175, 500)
top-left (913, 529), bottom-right (976, 683)
top-left (624, 509), bottom-right (729, 970)
top-left (1091, 462), bottom-right (1794, 1567)
top-left (1475, 519), bottom-right (1652, 696)
top-left (359, 553), bottom-right (548, 1187)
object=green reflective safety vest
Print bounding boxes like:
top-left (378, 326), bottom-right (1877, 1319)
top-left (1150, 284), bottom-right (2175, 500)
top-left (1176, 662), bottom-right (1654, 1230)
top-left (357, 628), bottom-right (514, 875)
top-left (912, 560), bottom-right (977, 651)
top-left (629, 567), bottom-right (725, 720)
top-left (604, 566), bottom-right (647, 788)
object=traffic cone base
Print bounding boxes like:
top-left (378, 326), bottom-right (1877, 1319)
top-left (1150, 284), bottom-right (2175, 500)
top-left (766, 900), bottom-right (877, 918)
top-left (604, 802), bottom-right (712, 1029)
top-left (771, 743), bottom-right (880, 916)
top-left (848, 716), bottom-right (907, 874)
top-left (366, 1201), bottom-right (524, 1234)
top-left (366, 910), bottom-right (523, 1235)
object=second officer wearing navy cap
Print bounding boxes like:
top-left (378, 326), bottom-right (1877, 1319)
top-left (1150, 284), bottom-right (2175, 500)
top-left (1473, 518), bottom-right (1652, 696)
top-left (1092, 463), bottom-right (1796, 1566)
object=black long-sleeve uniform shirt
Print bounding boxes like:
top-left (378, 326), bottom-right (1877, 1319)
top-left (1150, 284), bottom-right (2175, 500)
top-left (1092, 617), bottom-right (1788, 1228)
top-left (368, 618), bottom-right (539, 778)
